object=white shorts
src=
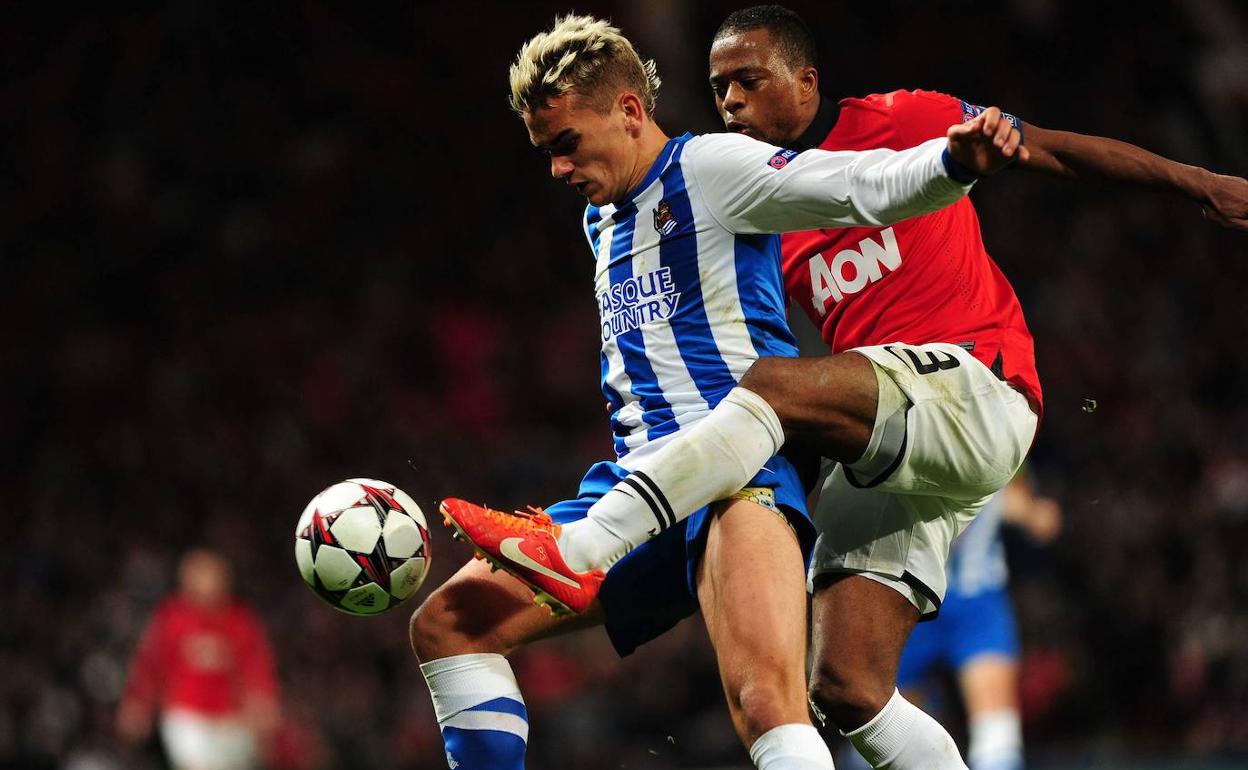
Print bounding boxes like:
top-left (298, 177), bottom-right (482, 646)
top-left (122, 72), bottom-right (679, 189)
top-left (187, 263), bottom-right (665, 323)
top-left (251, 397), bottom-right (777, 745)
top-left (807, 342), bottom-right (1038, 617)
top-left (161, 709), bottom-right (258, 770)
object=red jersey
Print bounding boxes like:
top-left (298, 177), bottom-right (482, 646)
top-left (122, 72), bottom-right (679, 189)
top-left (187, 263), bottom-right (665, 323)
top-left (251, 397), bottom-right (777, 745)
top-left (784, 89), bottom-right (1042, 414)
top-left (122, 596), bottom-right (278, 716)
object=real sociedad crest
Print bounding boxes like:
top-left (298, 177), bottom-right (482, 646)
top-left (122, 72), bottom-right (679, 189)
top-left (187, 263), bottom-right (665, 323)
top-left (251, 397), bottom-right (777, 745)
top-left (653, 200), bottom-right (678, 237)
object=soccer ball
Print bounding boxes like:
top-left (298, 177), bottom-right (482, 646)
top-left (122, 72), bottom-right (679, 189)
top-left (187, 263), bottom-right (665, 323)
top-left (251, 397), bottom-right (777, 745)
top-left (294, 478), bottom-right (431, 615)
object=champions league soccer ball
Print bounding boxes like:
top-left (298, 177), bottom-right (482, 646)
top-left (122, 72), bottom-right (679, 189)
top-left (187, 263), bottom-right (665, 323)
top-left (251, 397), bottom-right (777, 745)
top-left (294, 478), bottom-right (431, 615)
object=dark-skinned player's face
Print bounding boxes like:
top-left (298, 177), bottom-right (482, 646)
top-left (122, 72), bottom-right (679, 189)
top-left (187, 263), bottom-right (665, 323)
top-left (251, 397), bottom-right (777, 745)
top-left (709, 28), bottom-right (816, 147)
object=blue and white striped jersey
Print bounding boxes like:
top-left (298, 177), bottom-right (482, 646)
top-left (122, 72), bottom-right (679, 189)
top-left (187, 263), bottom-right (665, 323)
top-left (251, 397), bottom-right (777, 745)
top-left (947, 490), bottom-right (1009, 597)
top-left (583, 131), bottom-right (971, 465)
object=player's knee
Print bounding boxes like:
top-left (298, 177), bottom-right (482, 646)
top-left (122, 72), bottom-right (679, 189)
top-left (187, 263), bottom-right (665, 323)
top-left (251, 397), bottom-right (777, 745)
top-left (409, 590), bottom-right (482, 663)
top-left (738, 353), bottom-right (876, 458)
top-left (738, 356), bottom-right (789, 404)
top-left (408, 595), bottom-right (448, 663)
top-left (410, 580), bottom-right (517, 663)
top-left (731, 678), bottom-right (794, 740)
top-left (808, 662), bottom-right (892, 732)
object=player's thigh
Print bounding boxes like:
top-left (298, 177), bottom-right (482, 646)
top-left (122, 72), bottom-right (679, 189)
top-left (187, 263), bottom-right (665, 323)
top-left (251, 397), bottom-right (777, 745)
top-left (696, 498), bottom-right (810, 740)
top-left (738, 352), bottom-right (879, 461)
top-left (695, 498), bottom-right (808, 683)
top-left (849, 342), bottom-right (1036, 498)
top-left (810, 573), bottom-right (919, 694)
top-left (410, 557), bottom-right (604, 660)
top-left (958, 654), bottom-right (1020, 715)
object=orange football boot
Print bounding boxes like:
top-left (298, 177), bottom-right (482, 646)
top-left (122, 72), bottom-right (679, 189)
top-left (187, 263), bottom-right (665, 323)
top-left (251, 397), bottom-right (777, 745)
top-left (439, 498), bottom-right (605, 616)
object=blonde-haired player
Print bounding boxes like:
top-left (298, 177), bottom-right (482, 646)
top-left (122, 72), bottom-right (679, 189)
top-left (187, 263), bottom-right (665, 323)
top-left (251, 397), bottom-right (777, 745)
top-left (424, 15), bottom-right (1021, 770)
top-left (508, 14), bottom-right (661, 116)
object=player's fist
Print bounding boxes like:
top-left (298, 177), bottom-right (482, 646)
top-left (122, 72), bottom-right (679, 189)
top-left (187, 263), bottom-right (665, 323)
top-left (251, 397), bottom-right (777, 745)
top-left (1199, 172), bottom-right (1248, 231)
top-left (946, 106), bottom-right (1029, 176)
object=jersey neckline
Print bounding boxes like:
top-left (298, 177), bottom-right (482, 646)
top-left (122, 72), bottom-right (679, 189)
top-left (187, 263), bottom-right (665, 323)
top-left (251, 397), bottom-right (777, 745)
top-left (615, 132), bottom-right (693, 206)
top-left (791, 95), bottom-right (840, 152)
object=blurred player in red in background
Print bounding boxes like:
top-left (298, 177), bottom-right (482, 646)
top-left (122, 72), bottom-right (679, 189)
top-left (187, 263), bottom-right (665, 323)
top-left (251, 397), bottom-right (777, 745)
top-left (118, 549), bottom-right (280, 770)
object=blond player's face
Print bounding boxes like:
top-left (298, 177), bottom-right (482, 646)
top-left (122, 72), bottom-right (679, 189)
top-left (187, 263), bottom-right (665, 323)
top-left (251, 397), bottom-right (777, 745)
top-left (525, 93), bottom-right (637, 206)
top-left (709, 29), bottom-right (810, 147)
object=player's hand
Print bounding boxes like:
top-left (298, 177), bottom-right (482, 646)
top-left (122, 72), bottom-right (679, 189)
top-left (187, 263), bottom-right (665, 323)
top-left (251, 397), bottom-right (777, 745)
top-left (1022, 496), bottom-right (1062, 544)
top-left (1199, 172), bottom-right (1248, 231)
top-left (946, 106), bottom-right (1029, 177)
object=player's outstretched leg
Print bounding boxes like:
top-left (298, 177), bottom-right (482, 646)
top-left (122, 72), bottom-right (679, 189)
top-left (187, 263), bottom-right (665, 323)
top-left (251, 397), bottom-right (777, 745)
top-left (698, 498), bottom-right (835, 770)
top-left (809, 575), bottom-right (968, 770)
top-left (410, 558), bottom-right (603, 769)
top-left (559, 352), bottom-right (880, 573)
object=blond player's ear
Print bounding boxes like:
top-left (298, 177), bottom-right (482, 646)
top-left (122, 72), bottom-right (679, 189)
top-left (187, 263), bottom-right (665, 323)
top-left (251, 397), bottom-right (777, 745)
top-left (618, 91), bottom-right (646, 135)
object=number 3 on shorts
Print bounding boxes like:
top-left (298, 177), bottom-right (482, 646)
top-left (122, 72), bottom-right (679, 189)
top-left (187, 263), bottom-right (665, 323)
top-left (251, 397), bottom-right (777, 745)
top-left (884, 345), bottom-right (961, 376)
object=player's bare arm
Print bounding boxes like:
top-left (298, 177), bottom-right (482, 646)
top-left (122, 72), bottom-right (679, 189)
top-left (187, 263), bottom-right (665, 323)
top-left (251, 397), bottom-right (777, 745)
top-left (1017, 122), bottom-right (1248, 230)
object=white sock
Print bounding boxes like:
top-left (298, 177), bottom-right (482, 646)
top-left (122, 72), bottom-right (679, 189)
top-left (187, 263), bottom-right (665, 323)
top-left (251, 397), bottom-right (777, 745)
top-left (836, 740), bottom-right (874, 770)
top-left (419, 653), bottom-right (529, 770)
top-left (844, 689), bottom-right (968, 770)
top-left (559, 386), bottom-right (784, 572)
top-left (749, 723), bottom-right (836, 770)
top-left (967, 710), bottom-right (1022, 770)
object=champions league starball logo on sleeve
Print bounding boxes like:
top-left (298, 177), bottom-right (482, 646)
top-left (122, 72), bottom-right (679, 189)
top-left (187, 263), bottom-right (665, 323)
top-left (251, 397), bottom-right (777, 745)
top-left (768, 148), bottom-right (799, 169)
top-left (599, 267), bottom-right (681, 341)
top-left (961, 100), bottom-right (1020, 128)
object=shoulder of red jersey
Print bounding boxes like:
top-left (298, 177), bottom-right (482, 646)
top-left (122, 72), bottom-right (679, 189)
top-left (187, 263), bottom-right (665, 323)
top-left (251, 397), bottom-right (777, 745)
top-left (838, 89), bottom-right (962, 116)
top-left (834, 89), bottom-right (967, 149)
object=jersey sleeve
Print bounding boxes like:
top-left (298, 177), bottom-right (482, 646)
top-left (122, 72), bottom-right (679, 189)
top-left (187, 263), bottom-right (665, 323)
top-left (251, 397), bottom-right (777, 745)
top-left (682, 132), bottom-right (973, 234)
top-left (890, 90), bottom-right (1024, 149)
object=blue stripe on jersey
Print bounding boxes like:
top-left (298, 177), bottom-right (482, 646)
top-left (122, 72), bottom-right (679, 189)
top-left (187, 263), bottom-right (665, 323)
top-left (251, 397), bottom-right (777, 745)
top-left (656, 141), bottom-right (738, 408)
top-left (734, 233), bottom-right (800, 358)
top-left (585, 205), bottom-right (603, 255)
top-left (623, 136), bottom-right (682, 203)
top-left (605, 201), bottom-right (675, 451)
top-left (601, 351), bottom-right (624, 414)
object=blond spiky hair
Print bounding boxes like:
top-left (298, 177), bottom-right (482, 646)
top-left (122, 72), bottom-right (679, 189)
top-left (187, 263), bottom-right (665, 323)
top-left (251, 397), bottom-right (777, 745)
top-left (509, 14), bottom-right (661, 115)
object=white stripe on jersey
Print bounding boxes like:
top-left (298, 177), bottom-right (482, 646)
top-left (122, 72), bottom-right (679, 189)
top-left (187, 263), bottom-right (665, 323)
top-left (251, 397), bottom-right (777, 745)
top-left (595, 217), bottom-right (648, 454)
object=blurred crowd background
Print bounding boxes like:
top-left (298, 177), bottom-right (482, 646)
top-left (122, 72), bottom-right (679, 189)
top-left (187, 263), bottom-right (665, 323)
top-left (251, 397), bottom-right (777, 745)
top-left (5, 1), bottom-right (1248, 769)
